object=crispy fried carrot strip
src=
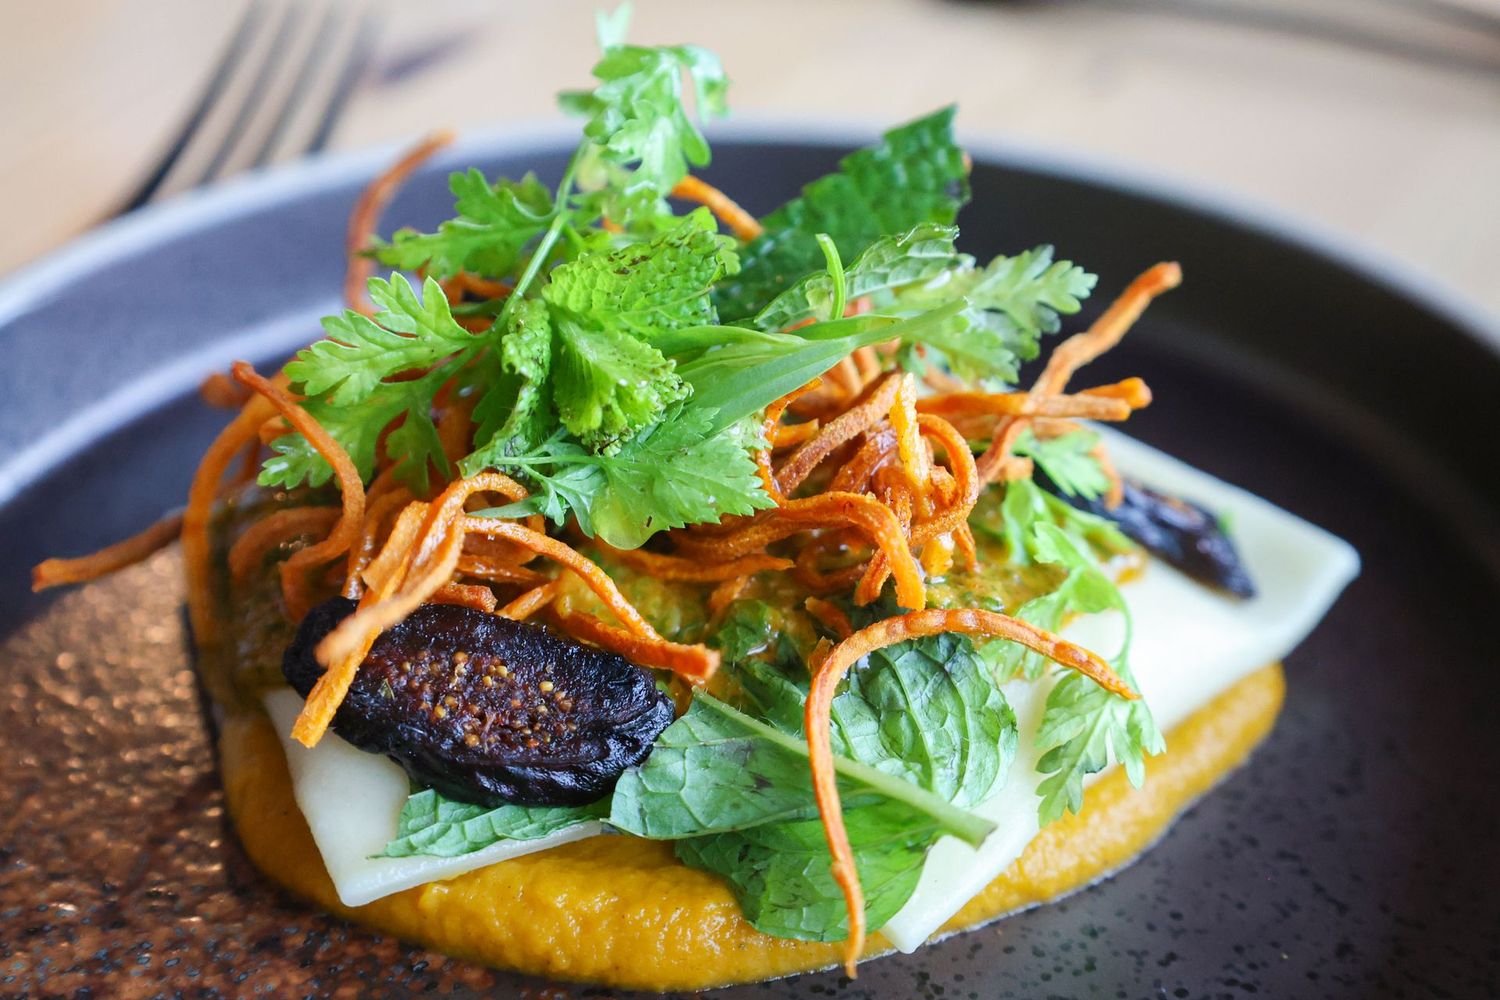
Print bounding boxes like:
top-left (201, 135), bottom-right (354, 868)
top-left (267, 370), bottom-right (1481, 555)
top-left (599, 544), bottom-right (793, 582)
top-left (805, 608), bottom-right (1132, 975)
top-left (756, 377), bottom-right (826, 502)
top-left (803, 596), bottom-right (853, 639)
top-left (232, 363), bottom-right (367, 623)
top-left (768, 420), bottom-right (820, 449)
top-left (777, 374), bottom-right (903, 494)
top-left (670, 175), bottom-right (763, 241)
top-left (975, 415), bottom-right (1032, 485)
top-left (554, 610), bottom-right (720, 681)
top-left (916, 388), bottom-right (1134, 422)
top-left (498, 580), bottom-right (559, 621)
top-left (431, 582), bottom-right (499, 613)
top-left (182, 395), bottom-right (277, 645)
top-left (199, 371), bottom-right (250, 409)
top-left (344, 487), bottom-right (412, 598)
top-left (32, 511), bottom-right (185, 591)
top-left (227, 506), bottom-right (340, 586)
top-left (707, 575), bottom-right (750, 618)
top-left (454, 556), bottom-right (548, 588)
top-left (458, 517), bottom-right (663, 641)
top-left (1034, 263), bottom-right (1181, 396)
top-left (889, 373), bottom-right (930, 494)
top-left (828, 427), bottom-right (898, 495)
top-left (344, 130), bottom-right (456, 315)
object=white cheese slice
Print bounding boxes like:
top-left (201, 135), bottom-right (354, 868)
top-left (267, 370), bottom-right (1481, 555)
top-left (880, 427), bottom-right (1359, 951)
top-left (262, 688), bottom-right (603, 908)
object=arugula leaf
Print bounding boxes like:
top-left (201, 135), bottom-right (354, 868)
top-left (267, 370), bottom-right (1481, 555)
top-left (751, 223), bottom-right (962, 332)
top-left (1013, 428), bottom-right (1110, 501)
top-left (609, 693), bottom-right (995, 844)
top-left (714, 107), bottom-right (970, 321)
top-left (370, 171), bottom-right (553, 280)
top-left (379, 788), bottom-right (603, 858)
top-left (544, 210), bottom-right (738, 335)
top-left (287, 275), bottom-right (479, 405)
top-left (676, 801), bottom-right (940, 941)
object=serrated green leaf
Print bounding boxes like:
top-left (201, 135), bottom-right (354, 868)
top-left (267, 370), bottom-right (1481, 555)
top-left (379, 788), bottom-right (603, 858)
top-left (1014, 428), bottom-right (1110, 501)
top-left (462, 299), bottom-right (556, 475)
top-left (370, 171), bottom-right (553, 280)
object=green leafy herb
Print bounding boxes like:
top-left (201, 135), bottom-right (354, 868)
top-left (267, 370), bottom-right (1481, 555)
top-left (379, 788), bottom-right (604, 858)
top-left (370, 172), bottom-right (553, 280)
top-left (714, 107), bottom-right (971, 321)
top-left (1014, 428), bottom-right (1111, 501)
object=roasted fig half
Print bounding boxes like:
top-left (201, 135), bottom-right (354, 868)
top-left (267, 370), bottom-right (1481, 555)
top-left (283, 598), bottom-right (675, 807)
top-left (1047, 475), bottom-right (1256, 598)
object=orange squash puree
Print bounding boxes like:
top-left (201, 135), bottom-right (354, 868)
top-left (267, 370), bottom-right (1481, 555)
top-left (218, 664), bottom-right (1285, 992)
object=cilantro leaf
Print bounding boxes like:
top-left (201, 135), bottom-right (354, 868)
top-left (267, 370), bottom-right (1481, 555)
top-left (462, 299), bottom-right (555, 475)
top-left (379, 788), bottom-right (603, 858)
top-left (551, 317), bottom-right (689, 451)
top-left (287, 274), bottom-right (479, 405)
top-left (751, 223), bottom-right (962, 332)
top-left (259, 391), bottom-right (409, 489)
top-left (714, 107), bottom-right (970, 321)
top-left (369, 171), bottom-right (553, 280)
top-left (544, 210), bottom-right (738, 335)
top-left (1014, 428), bottom-right (1111, 501)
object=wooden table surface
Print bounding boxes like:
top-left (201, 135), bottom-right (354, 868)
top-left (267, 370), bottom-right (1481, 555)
top-left (3, 0), bottom-right (1497, 323)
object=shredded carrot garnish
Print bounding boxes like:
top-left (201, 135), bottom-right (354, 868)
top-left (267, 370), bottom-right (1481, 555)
top-left (670, 175), bottom-right (764, 241)
top-left (498, 580), bottom-right (559, 621)
top-left (344, 130), bottom-right (456, 315)
top-left (232, 363), bottom-right (366, 623)
top-left (32, 511), bottom-right (185, 591)
top-left (803, 596), bottom-right (853, 639)
top-left (431, 581), bottom-right (499, 613)
top-left (777, 374), bottom-right (903, 494)
top-left (806, 608), bottom-right (1134, 975)
top-left (198, 371), bottom-right (250, 409)
top-left (599, 544), bottom-right (793, 582)
top-left (226, 506), bottom-right (340, 586)
top-left (554, 610), bottom-right (720, 681)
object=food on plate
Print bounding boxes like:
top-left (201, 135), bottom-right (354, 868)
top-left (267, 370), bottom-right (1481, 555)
top-left (33, 10), bottom-right (1357, 991)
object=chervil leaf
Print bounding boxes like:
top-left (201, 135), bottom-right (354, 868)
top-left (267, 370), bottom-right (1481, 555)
top-left (544, 210), bottom-right (738, 335)
top-left (370, 171), bottom-right (553, 280)
top-left (462, 299), bottom-right (555, 475)
top-left (675, 801), bottom-right (940, 941)
top-left (1014, 428), bottom-right (1110, 501)
top-left (751, 224), bottom-right (962, 332)
top-left (259, 390), bottom-right (410, 488)
top-left (714, 107), bottom-right (970, 321)
top-left (287, 274), bottom-right (479, 405)
top-left (551, 317), bottom-right (689, 451)
top-left (379, 788), bottom-right (603, 858)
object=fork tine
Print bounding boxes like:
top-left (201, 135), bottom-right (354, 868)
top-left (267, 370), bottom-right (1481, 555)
top-left (191, 1), bottom-right (312, 188)
top-left (305, 4), bottom-right (382, 156)
top-left (247, 2), bottom-right (345, 170)
top-left (117, 0), bottom-right (267, 213)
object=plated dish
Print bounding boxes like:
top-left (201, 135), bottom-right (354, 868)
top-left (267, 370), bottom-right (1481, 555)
top-left (27, 14), bottom-right (1366, 994)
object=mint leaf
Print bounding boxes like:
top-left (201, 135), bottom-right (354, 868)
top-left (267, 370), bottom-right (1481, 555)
top-left (676, 801), bottom-right (940, 941)
top-left (751, 223), bottom-right (962, 332)
top-left (370, 171), bottom-right (553, 280)
top-left (545, 210), bottom-right (738, 335)
top-left (288, 274), bottom-right (478, 405)
top-left (379, 788), bottom-right (603, 858)
top-left (609, 693), bottom-right (995, 844)
top-left (714, 108), bottom-right (970, 321)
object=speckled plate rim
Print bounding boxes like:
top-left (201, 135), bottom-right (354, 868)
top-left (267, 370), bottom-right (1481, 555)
top-left (1, 114), bottom-right (1496, 510)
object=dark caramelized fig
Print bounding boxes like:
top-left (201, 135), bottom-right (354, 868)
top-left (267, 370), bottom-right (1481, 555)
top-left (283, 598), bottom-right (674, 807)
top-left (1048, 476), bottom-right (1256, 598)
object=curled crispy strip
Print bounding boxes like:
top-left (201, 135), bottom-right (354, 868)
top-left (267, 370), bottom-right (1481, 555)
top-left (554, 610), bottom-right (720, 681)
top-left (671, 175), bottom-right (764, 241)
top-left (498, 580), bottom-right (559, 621)
top-left (1035, 264), bottom-right (1181, 396)
top-left (344, 488), bottom-right (412, 598)
top-left (182, 395), bottom-right (277, 645)
top-left (889, 373), bottom-right (930, 495)
top-left (599, 544), bottom-right (792, 582)
top-left (806, 608), bottom-right (1132, 976)
top-left (199, 371), bottom-right (250, 409)
top-left (344, 130), bottom-right (456, 315)
top-left (458, 517), bottom-right (663, 641)
top-left (707, 575), bottom-right (750, 618)
top-left (455, 557), bottom-right (548, 588)
top-left (431, 582), bottom-right (499, 613)
top-left (232, 363), bottom-right (367, 623)
top-left (768, 420), bottom-right (820, 449)
top-left (916, 384), bottom-right (1144, 422)
top-left (227, 507), bottom-right (340, 586)
top-left (777, 374), bottom-right (903, 495)
top-left (32, 511), bottom-right (185, 592)
top-left (803, 596), bottom-right (853, 639)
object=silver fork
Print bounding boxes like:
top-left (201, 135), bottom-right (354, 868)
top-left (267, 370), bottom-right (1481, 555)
top-left (118, 0), bottom-right (382, 214)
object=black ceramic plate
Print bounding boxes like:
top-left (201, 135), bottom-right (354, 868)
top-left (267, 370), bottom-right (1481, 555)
top-left (2, 124), bottom-right (1497, 999)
